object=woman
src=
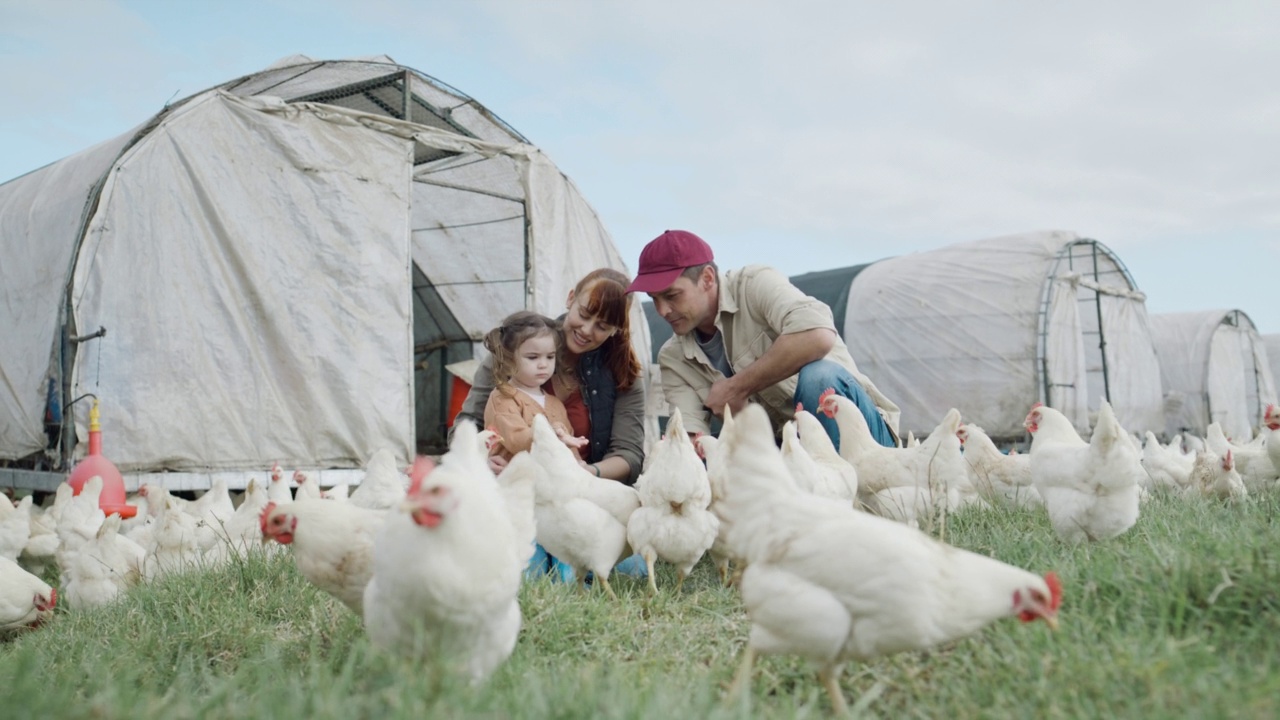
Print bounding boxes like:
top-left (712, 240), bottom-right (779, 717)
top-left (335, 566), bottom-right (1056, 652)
top-left (455, 268), bottom-right (646, 485)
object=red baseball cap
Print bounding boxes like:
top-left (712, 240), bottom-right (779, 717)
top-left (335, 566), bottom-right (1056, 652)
top-left (626, 230), bottom-right (715, 293)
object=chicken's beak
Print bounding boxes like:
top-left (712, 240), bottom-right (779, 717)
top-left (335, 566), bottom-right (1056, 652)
top-left (1044, 614), bottom-right (1060, 631)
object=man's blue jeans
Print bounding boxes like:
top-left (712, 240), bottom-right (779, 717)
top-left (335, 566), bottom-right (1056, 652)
top-left (793, 359), bottom-right (896, 450)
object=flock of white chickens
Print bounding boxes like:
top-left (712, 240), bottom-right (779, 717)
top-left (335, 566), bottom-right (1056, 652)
top-left (2, 392), bottom-right (1276, 709)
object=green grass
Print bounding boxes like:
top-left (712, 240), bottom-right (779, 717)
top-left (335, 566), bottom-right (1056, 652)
top-left (2, 490), bottom-right (1279, 719)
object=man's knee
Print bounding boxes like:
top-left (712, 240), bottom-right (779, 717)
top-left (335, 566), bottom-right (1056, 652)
top-left (795, 360), bottom-right (853, 410)
top-left (796, 359), bottom-right (846, 389)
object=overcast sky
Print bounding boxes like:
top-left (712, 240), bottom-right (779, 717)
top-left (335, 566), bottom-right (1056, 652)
top-left (4, 1), bottom-right (1278, 333)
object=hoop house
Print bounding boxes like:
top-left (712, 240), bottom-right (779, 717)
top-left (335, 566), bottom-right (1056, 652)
top-left (1150, 310), bottom-right (1276, 439)
top-left (796, 231), bottom-right (1165, 443)
top-left (0, 55), bottom-right (649, 490)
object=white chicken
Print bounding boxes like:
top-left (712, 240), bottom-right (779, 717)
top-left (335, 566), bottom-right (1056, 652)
top-left (189, 477), bottom-right (235, 523)
top-left (22, 502), bottom-right (60, 572)
top-left (43, 482), bottom-right (73, 526)
top-left (0, 555), bottom-right (56, 636)
top-left (957, 424), bottom-right (1041, 510)
top-left (0, 495), bottom-right (35, 562)
top-left (260, 498), bottom-right (387, 614)
top-left (781, 420), bottom-right (857, 506)
top-left (625, 408), bottom-right (719, 594)
top-left (1139, 431), bottom-right (1194, 493)
top-left (1186, 449), bottom-right (1247, 501)
top-left (55, 476), bottom-right (106, 556)
top-left (120, 491), bottom-right (150, 534)
top-left (818, 391), bottom-right (972, 526)
top-left (268, 462), bottom-right (294, 504)
top-left (63, 513), bottom-right (146, 610)
top-left (528, 413), bottom-right (639, 599)
top-left (321, 480), bottom-right (349, 501)
top-left (1205, 422), bottom-right (1277, 491)
top-left (1263, 404), bottom-right (1280, 482)
top-left (791, 407), bottom-right (859, 502)
top-left (204, 478), bottom-right (273, 564)
top-left (294, 471), bottom-right (323, 501)
top-left (363, 420), bottom-right (536, 683)
top-left (185, 477), bottom-right (235, 553)
top-left (695, 423), bottom-right (739, 587)
top-left (718, 404), bottom-right (1061, 714)
top-left (1024, 401), bottom-right (1143, 543)
top-left (349, 448), bottom-right (409, 510)
top-left (142, 492), bottom-right (203, 580)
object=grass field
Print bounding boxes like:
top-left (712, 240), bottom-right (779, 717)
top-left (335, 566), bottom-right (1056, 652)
top-left (2, 489), bottom-right (1278, 719)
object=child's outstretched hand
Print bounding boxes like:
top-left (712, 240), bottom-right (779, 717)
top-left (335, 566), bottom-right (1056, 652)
top-left (553, 423), bottom-right (589, 450)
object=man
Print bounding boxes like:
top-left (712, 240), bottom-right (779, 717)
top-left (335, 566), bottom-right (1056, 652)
top-left (629, 229), bottom-right (899, 449)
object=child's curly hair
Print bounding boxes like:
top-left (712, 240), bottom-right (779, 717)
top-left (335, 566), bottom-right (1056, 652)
top-left (483, 311), bottom-right (563, 396)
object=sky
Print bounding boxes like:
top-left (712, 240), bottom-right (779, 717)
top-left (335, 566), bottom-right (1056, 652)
top-left (3, 0), bottom-right (1279, 333)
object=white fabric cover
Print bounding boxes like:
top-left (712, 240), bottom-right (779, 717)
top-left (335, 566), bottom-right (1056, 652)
top-left (1093, 277), bottom-right (1167, 434)
top-left (842, 230), bottom-right (1165, 441)
top-left (1264, 335), bottom-right (1280, 409)
top-left (1044, 275), bottom-right (1089, 430)
top-left (0, 83), bottom-right (649, 479)
top-left (1150, 310), bottom-right (1277, 438)
top-left (0, 129), bottom-right (141, 459)
top-left (69, 93), bottom-right (416, 472)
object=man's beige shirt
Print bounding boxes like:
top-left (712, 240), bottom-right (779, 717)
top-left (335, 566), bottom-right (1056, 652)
top-left (656, 264), bottom-right (901, 437)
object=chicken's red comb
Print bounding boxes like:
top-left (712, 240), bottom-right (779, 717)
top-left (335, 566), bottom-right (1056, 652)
top-left (819, 388), bottom-right (836, 405)
top-left (795, 402), bottom-right (804, 414)
top-left (1044, 572), bottom-right (1063, 611)
top-left (1267, 404), bottom-right (1277, 418)
top-left (1031, 401), bottom-right (1044, 410)
top-left (33, 587), bottom-right (56, 613)
top-left (1224, 449), bottom-right (1234, 470)
top-left (259, 501), bottom-right (277, 535)
top-left (407, 456), bottom-right (437, 495)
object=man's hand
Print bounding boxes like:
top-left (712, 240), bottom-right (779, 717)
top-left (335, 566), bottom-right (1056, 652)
top-left (705, 377), bottom-right (750, 418)
top-left (487, 455), bottom-right (509, 475)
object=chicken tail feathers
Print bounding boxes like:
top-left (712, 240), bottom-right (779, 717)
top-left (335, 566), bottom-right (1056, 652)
top-left (1089, 400), bottom-right (1122, 453)
top-left (666, 407), bottom-right (687, 440)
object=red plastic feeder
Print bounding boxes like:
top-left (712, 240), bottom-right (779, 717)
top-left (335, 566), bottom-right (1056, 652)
top-left (67, 398), bottom-right (137, 519)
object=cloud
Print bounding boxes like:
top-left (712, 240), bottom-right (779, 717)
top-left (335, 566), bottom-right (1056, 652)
top-left (2, 0), bottom-right (1278, 329)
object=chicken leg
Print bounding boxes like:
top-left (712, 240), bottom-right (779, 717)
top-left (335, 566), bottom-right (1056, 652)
top-left (644, 548), bottom-right (659, 596)
top-left (819, 665), bottom-right (849, 716)
top-left (724, 644), bottom-right (757, 706)
top-left (596, 573), bottom-right (619, 601)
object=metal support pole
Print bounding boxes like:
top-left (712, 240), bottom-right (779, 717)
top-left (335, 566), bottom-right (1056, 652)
top-left (1092, 242), bottom-right (1111, 403)
top-left (402, 70), bottom-right (412, 121)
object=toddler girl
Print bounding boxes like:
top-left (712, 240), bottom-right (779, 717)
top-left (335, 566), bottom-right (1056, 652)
top-left (482, 311), bottom-right (588, 461)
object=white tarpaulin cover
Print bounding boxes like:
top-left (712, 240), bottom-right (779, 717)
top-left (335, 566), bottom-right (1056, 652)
top-left (0, 56), bottom-right (650, 483)
top-left (1150, 310), bottom-right (1277, 439)
top-left (841, 230), bottom-right (1165, 442)
top-left (0, 129), bottom-right (143, 458)
top-left (1265, 335), bottom-right (1280, 405)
